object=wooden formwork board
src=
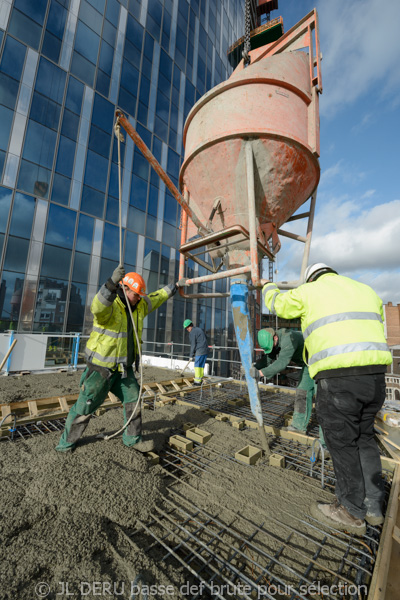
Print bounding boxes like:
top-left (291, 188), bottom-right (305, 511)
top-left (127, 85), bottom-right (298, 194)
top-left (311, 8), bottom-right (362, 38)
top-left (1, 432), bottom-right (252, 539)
top-left (368, 462), bottom-right (400, 599)
top-left (0, 377), bottom-right (224, 432)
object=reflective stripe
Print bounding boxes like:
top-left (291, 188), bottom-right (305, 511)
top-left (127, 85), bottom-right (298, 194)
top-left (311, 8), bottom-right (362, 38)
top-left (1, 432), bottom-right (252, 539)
top-left (270, 291), bottom-right (279, 314)
top-left (263, 283), bottom-right (277, 292)
top-left (92, 326), bottom-right (127, 339)
top-left (143, 295), bottom-right (152, 313)
top-left (303, 311), bottom-right (383, 339)
top-left (85, 348), bottom-right (128, 364)
top-left (309, 342), bottom-right (390, 365)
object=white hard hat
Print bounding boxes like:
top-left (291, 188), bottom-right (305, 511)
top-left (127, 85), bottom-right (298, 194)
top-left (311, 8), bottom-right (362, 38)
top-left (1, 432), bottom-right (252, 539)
top-left (304, 263), bottom-right (337, 283)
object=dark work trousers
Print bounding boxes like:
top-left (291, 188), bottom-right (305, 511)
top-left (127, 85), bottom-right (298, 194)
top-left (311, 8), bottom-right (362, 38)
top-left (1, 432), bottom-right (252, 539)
top-left (316, 373), bottom-right (386, 520)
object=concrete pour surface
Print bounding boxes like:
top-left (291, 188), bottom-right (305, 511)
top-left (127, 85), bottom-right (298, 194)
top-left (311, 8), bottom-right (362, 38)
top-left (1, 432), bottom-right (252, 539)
top-left (0, 371), bottom-right (371, 599)
top-left (0, 366), bottom-right (181, 404)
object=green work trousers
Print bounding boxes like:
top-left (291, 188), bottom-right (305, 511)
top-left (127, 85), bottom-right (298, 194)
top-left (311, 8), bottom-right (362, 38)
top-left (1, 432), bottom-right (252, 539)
top-left (292, 366), bottom-right (326, 446)
top-left (56, 366), bottom-right (141, 451)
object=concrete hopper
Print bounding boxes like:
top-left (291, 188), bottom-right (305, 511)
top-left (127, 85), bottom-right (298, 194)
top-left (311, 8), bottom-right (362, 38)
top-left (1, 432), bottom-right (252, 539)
top-left (180, 49), bottom-right (320, 270)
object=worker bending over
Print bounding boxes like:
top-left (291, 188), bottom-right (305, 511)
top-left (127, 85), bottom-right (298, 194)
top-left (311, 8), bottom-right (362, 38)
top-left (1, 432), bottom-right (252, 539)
top-left (262, 263), bottom-right (392, 535)
top-left (255, 327), bottom-right (324, 444)
top-left (183, 320), bottom-right (208, 385)
top-left (56, 265), bottom-right (181, 453)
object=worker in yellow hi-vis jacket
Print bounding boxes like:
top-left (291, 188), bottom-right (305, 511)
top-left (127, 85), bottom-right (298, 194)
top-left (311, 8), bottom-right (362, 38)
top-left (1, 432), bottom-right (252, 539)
top-left (56, 265), bottom-right (183, 453)
top-left (262, 263), bottom-right (392, 536)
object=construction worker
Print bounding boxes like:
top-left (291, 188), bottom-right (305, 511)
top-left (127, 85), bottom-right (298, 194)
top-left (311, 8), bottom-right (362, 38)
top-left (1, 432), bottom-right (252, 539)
top-left (56, 265), bottom-right (182, 453)
top-left (183, 320), bottom-right (208, 385)
top-left (262, 263), bottom-right (392, 536)
top-left (255, 327), bottom-right (325, 444)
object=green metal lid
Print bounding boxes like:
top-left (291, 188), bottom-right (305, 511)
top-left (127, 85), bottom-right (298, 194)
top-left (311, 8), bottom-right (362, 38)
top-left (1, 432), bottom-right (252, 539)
top-left (183, 319), bottom-right (193, 329)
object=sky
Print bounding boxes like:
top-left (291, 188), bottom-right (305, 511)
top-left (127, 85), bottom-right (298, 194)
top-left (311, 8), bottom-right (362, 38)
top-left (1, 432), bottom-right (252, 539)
top-left (260, 0), bottom-right (400, 305)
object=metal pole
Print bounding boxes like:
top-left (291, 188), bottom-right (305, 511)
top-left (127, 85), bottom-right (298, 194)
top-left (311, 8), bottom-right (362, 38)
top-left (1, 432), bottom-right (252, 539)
top-left (115, 111), bottom-right (209, 235)
top-left (245, 141), bottom-right (261, 287)
top-left (73, 333), bottom-right (80, 370)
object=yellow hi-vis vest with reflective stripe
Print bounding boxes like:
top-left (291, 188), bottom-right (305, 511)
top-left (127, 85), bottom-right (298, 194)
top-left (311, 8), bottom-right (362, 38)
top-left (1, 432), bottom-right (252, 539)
top-left (85, 283), bottom-right (172, 370)
top-left (263, 273), bottom-right (392, 379)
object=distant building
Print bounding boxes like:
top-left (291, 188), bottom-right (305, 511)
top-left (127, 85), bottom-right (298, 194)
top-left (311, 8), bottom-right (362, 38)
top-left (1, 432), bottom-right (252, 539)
top-left (384, 303), bottom-right (400, 347)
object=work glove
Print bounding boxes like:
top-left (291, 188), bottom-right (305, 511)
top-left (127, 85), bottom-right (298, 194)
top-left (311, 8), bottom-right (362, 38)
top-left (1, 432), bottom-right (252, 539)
top-left (111, 264), bottom-right (125, 284)
top-left (177, 278), bottom-right (188, 287)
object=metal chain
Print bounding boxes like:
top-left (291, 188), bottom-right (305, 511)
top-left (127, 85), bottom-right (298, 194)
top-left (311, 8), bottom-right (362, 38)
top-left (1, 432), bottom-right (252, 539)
top-left (242, 0), bottom-right (251, 66)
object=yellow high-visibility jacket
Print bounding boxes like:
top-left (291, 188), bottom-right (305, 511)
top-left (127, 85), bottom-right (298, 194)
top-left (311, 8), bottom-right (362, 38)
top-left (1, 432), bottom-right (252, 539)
top-left (85, 282), bottom-right (174, 370)
top-left (263, 274), bottom-right (392, 378)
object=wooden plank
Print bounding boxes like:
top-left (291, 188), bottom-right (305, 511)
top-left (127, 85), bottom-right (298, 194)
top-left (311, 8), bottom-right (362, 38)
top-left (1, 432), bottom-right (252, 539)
top-left (368, 463), bottom-right (400, 599)
top-left (108, 392), bottom-right (120, 403)
top-left (171, 381), bottom-right (181, 391)
top-left (143, 385), bottom-right (156, 397)
top-left (393, 525), bottom-right (400, 545)
top-left (156, 383), bottom-right (167, 393)
top-left (58, 397), bottom-right (69, 412)
top-left (1, 404), bottom-right (11, 419)
top-left (28, 401), bottom-right (38, 416)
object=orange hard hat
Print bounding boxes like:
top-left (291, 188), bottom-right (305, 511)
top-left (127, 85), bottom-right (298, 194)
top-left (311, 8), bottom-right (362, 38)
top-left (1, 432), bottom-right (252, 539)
top-left (122, 272), bottom-right (146, 296)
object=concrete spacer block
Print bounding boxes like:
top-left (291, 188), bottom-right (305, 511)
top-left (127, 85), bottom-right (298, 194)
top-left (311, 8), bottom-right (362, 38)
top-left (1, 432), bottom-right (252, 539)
top-left (235, 445), bottom-right (262, 465)
top-left (232, 420), bottom-right (245, 430)
top-left (168, 435), bottom-right (193, 454)
top-left (269, 453), bottom-right (286, 468)
top-left (228, 398), bottom-right (245, 407)
top-left (284, 411), bottom-right (293, 426)
top-left (145, 451), bottom-right (159, 465)
top-left (186, 427), bottom-right (212, 444)
top-left (215, 414), bottom-right (229, 422)
top-left (183, 422), bottom-right (196, 431)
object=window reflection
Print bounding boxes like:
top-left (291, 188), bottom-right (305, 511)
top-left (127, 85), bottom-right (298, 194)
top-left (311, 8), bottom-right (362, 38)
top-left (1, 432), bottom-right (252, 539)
top-left (9, 193), bottom-right (36, 238)
top-left (18, 160), bottom-right (51, 198)
top-left (0, 187), bottom-right (12, 234)
top-left (30, 92), bottom-right (62, 131)
top-left (66, 281), bottom-right (87, 332)
top-left (47, 207), bottom-right (76, 252)
top-left (52, 173), bottom-right (71, 206)
top-left (76, 213), bottom-right (94, 253)
top-left (65, 76), bottom-right (84, 114)
top-left (3, 236), bottom-right (30, 273)
top-left (124, 231), bottom-right (137, 266)
top-left (35, 58), bottom-right (66, 105)
top-left (41, 244), bottom-right (72, 280)
top-left (33, 277), bottom-right (68, 332)
top-left (23, 120), bottom-right (57, 170)
top-left (0, 35), bottom-right (26, 80)
top-left (9, 9), bottom-right (42, 49)
top-left (72, 251), bottom-right (90, 283)
top-left (0, 105), bottom-right (13, 151)
top-left (0, 73), bottom-right (20, 111)
top-left (81, 185), bottom-right (105, 219)
top-left (0, 271), bottom-right (24, 331)
top-left (102, 222), bottom-right (119, 260)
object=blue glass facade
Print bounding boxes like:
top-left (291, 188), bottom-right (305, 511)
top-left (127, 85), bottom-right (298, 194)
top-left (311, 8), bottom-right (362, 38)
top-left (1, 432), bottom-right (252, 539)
top-left (0, 0), bottom-right (244, 348)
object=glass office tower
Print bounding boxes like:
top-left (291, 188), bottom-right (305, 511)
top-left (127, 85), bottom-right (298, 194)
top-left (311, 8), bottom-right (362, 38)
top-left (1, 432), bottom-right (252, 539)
top-left (0, 0), bottom-right (245, 352)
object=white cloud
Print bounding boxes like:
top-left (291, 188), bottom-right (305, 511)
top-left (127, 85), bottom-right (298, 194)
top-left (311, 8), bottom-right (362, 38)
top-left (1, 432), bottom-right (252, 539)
top-left (351, 112), bottom-right (375, 134)
top-left (271, 198), bottom-right (400, 303)
top-left (361, 189), bottom-right (376, 199)
top-left (316, 0), bottom-right (400, 116)
top-left (309, 199), bottom-right (400, 272)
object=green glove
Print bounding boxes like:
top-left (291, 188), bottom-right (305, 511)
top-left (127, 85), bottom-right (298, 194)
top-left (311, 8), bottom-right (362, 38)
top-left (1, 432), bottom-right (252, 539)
top-left (111, 264), bottom-right (125, 284)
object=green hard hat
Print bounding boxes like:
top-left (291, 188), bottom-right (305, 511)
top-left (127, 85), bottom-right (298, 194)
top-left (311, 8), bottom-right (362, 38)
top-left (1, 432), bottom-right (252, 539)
top-left (183, 319), bottom-right (193, 329)
top-left (258, 329), bottom-right (274, 353)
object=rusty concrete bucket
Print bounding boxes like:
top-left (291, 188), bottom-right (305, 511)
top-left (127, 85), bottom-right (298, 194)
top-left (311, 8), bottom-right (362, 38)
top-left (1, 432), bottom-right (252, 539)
top-left (178, 10), bottom-right (322, 452)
